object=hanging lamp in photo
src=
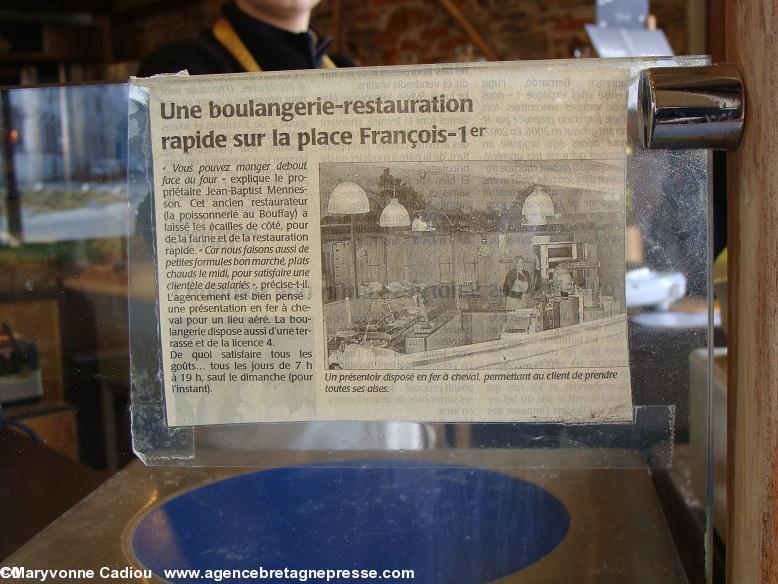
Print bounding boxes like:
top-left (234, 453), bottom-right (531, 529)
top-left (521, 187), bottom-right (555, 226)
top-left (379, 198), bottom-right (410, 227)
top-left (328, 181), bottom-right (370, 214)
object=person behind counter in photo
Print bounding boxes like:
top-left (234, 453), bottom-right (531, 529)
top-left (133, 1), bottom-right (439, 451)
top-left (502, 256), bottom-right (535, 310)
top-left (138, 0), bottom-right (353, 76)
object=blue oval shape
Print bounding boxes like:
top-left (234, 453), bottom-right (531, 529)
top-left (132, 462), bottom-right (569, 584)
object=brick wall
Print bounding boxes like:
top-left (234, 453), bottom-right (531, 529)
top-left (314, 0), bottom-right (688, 64)
top-left (114, 0), bottom-right (688, 65)
top-left (113, 1), bottom-right (225, 61)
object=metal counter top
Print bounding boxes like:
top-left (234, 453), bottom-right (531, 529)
top-left (3, 450), bottom-right (687, 583)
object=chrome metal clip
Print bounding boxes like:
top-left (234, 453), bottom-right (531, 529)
top-left (640, 63), bottom-right (744, 150)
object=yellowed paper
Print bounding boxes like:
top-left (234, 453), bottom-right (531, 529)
top-left (132, 60), bottom-right (633, 427)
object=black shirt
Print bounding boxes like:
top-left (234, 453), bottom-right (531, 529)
top-left (138, 2), bottom-right (352, 76)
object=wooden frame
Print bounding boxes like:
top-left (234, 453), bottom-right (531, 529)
top-left (726, 0), bottom-right (778, 581)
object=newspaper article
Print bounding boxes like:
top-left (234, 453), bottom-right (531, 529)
top-left (132, 61), bottom-right (633, 427)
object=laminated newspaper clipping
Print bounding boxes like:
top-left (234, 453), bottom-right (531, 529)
top-left (132, 61), bottom-right (633, 427)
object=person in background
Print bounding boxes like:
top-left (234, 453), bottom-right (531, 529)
top-left (138, 0), bottom-right (352, 76)
top-left (502, 256), bottom-right (534, 311)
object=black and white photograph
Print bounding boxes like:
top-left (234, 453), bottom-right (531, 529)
top-left (320, 159), bottom-right (627, 370)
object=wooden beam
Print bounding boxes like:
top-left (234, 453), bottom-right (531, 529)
top-left (706, 0), bottom-right (726, 62)
top-left (686, 0), bottom-right (707, 55)
top-left (332, 0), bottom-right (343, 53)
top-left (437, 0), bottom-right (499, 62)
top-left (726, 0), bottom-right (778, 581)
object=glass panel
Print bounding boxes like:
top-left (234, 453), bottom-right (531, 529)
top-left (125, 57), bottom-right (712, 581)
top-left (0, 57), bottom-right (713, 582)
top-left (128, 57), bottom-right (709, 472)
top-left (0, 82), bottom-right (133, 472)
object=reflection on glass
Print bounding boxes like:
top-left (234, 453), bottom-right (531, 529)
top-left (0, 83), bottom-right (135, 472)
top-left (0, 83), bottom-right (131, 244)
